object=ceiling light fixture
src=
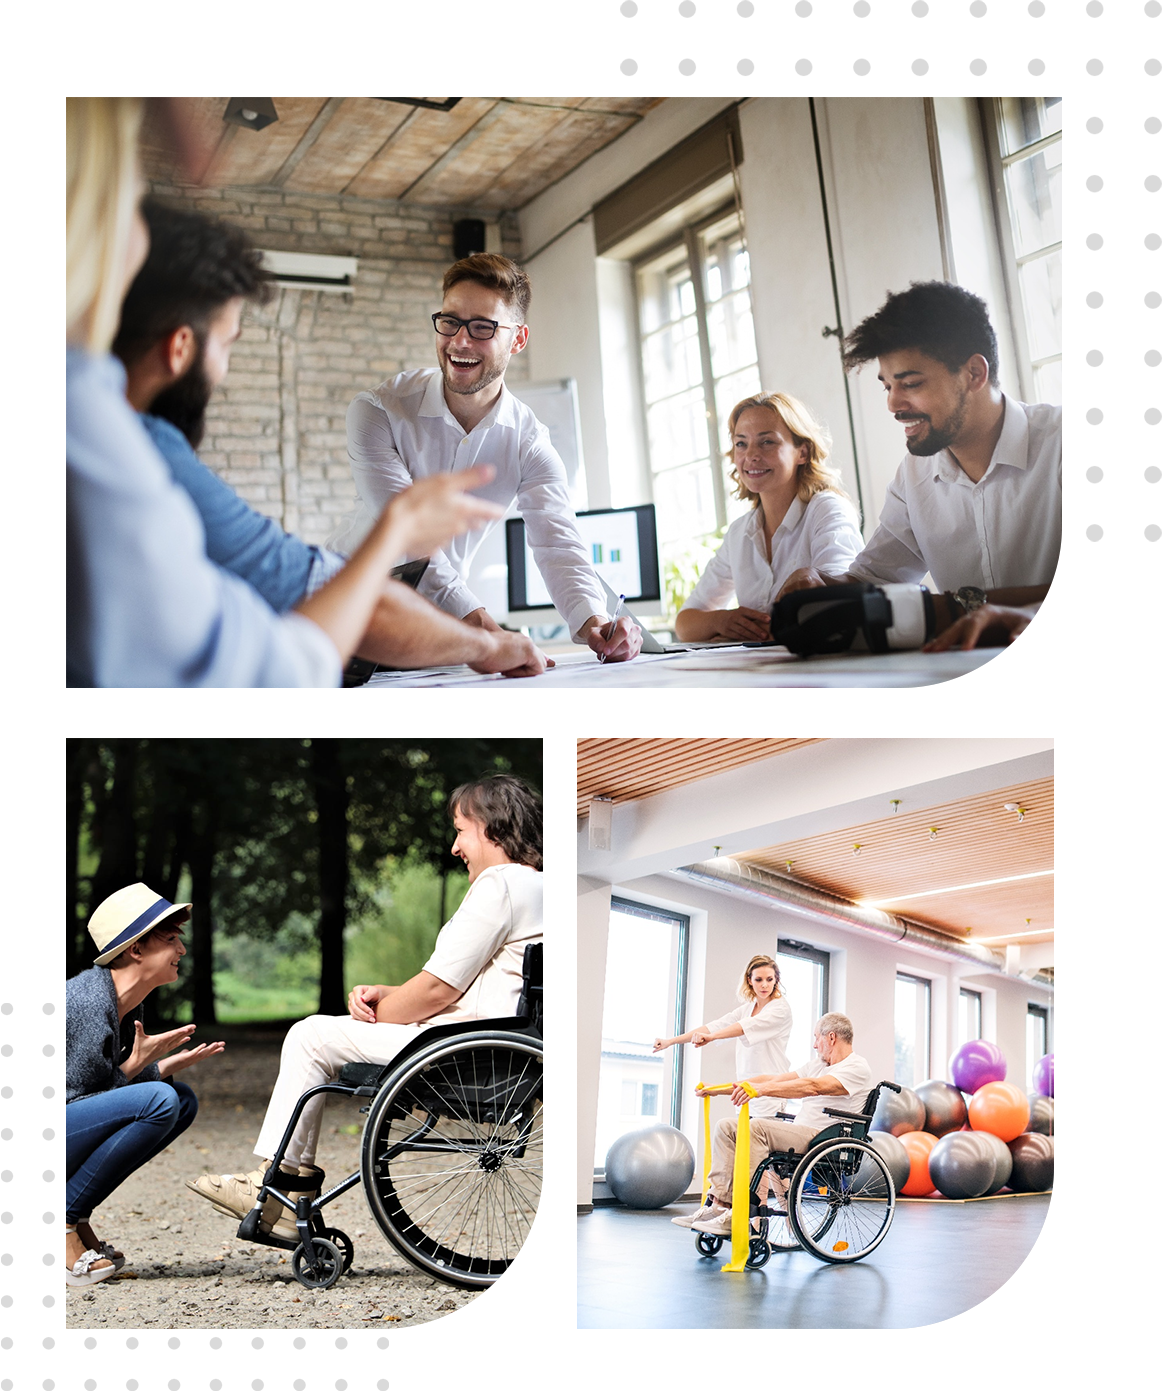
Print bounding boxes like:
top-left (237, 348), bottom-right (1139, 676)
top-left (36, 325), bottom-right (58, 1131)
top-left (1003, 802), bottom-right (1027, 822)
top-left (224, 99), bottom-right (278, 131)
top-left (889, 799), bottom-right (901, 814)
top-left (379, 98), bottom-right (462, 112)
top-left (928, 826), bottom-right (938, 840)
top-left (852, 843), bottom-right (862, 856)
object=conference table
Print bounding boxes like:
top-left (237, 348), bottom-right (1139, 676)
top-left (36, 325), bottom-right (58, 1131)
top-left (359, 644), bottom-right (998, 689)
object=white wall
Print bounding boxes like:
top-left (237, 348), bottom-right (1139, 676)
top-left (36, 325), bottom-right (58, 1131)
top-left (577, 876), bottom-right (612, 1206)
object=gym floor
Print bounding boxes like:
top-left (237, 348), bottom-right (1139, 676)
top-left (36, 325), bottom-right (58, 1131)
top-left (577, 1193), bottom-right (1051, 1329)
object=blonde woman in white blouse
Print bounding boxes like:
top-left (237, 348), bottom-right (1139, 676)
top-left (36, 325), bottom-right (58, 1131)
top-left (655, 953), bottom-right (793, 1228)
top-left (675, 392), bottom-right (863, 643)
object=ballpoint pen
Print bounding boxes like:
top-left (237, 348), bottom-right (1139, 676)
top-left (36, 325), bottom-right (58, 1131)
top-left (598, 593), bottom-right (626, 663)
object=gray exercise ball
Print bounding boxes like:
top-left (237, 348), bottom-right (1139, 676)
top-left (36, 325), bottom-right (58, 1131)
top-left (1026, 1094), bottom-right (1054, 1135)
top-left (1007, 1133), bottom-right (1053, 1193)
top-left (871, 1085), bottom-right (926, 1136)
top-left (853, 1129), bottom-right (910, 1195)
top-left (928, 1130), bottom-right (996, 1199)
top-left (605, 1125), bottom-right (696, 1209)
top-left (916, 1079), bottom-right (969, 1137)
top-left (975, 1130), bottom-right (1013, 1194)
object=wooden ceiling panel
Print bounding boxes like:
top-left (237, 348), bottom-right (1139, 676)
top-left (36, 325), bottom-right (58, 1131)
top-left (139, 98), bottom-right (227, 183)
top-left (202, 99), bottom-right (331, 187)
top-left (739, 777), bottom-right (1053, 940)
top-left (576, 739), bottom-right (819, 816)
top-left (344, 99), bottom-right (501, 200)
top-left (476, 110), bottom-right (643, 212)
top-left (281, 99), bottom-right (413, 193)
top-left (407, 102), bottom-right (576, 206)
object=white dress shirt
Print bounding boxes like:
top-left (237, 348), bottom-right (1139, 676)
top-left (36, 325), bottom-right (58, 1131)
top-left (329, 369), bottom-right (608, 639)
top-left (849, 396), bottom-right (1062, 592)
top-left (67, 350), bottom-right (340, 688)
top-left (682, 491), bottom-right (864, 614)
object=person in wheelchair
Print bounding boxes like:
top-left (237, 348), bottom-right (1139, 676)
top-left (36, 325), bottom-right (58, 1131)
top-left (688, 1012), bottom-right (872, 1237)
top-left (187, 773), bottom-right (542, 1243)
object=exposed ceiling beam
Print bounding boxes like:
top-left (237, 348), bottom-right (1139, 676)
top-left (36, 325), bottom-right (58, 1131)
top-left (270, 97), bottom-right (345, 187)
top-left (398, 100), bottom-right (507, 202)
top-left (340, 106), bottom-right (423, 195)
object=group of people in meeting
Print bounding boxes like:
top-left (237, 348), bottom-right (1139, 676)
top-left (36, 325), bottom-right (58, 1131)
top-left (67, 98), bottom-right (1061, 686)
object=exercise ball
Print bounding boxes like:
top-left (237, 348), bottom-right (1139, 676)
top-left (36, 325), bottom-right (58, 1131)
top-left (975, 1130), bottom-right (1014, 1194)
top-left (871, 1085), bottom-right (926, 1136)
top-left (949, 1039), bottom-right (1007, 1093)
top-left (852, 1130), bottom-right (910, 1195)
top-left (916, 1079), bottom-right (969, 1137)
top-left (1007, 1133), bottom-right (1053, 1193)
top-left (605, 1125), bottom-right (695, 1209)
top-left (928, 1131), bottom-right (996, 1199)
top-left (967, 1081), bottom-right (1030, 1142)
top-left (1026, 1094), bottom-right (1054, 1135)
top-left (1032, 1052), bottom-right (1054, 1098)
top-left (898, 1130), bottom-right (939, 1196)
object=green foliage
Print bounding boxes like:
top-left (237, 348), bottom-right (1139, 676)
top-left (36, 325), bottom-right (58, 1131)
top-left (345, 856), bottom-right (470, 993)
top-left (662, 530), bottom-right (727, 620)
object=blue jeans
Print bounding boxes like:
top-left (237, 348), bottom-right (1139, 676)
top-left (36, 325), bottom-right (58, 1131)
top-left (65, 1080), bottom-right (197, 1221)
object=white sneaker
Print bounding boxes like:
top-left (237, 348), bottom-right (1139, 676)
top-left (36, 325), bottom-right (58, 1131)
top-left (671, 1201), bottom-right (718, 1229)
top-left (691, 1208), bottom-right (735, 1236)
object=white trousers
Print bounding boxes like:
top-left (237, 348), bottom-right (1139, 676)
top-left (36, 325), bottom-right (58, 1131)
top-left (253, 1014), bottom-right (426, 1167)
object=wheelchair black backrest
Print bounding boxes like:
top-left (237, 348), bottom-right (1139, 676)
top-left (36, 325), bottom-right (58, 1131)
top-left (517, 940), bottom-right (576, 1041)
top-left (812, 1080), bottom-right (901, 1144)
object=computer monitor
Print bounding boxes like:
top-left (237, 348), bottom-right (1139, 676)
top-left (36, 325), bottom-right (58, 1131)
top-left (505, 503), bottom-right (662, 621)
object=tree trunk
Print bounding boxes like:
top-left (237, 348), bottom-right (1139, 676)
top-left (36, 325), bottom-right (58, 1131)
top-left (312, 740), bottom-right (349, 1016)
top-left (88, 741), bottom-right (141, 922)
top-left (188, 816), bottom-right (218, 1026)
top-left (65, 741), bottom-right (90, 980)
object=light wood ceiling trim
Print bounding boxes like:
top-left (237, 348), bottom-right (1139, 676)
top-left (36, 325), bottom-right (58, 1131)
top-left (474, 109), bottom-right (642, 213)
top-left (739, 777), bottom-right (1053, 941)
top-left (576, 738), bottom-right (819, 816)
top-left (341, 99), bottom-right (502, 201)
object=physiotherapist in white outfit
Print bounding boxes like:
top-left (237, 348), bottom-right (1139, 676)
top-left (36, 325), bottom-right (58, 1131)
top-left (187, 773), bottom-right (543, 1243)
top-left (653, 952), bottom-right (792, 1227)
top-left (328, 252), bottom-right (640, 664)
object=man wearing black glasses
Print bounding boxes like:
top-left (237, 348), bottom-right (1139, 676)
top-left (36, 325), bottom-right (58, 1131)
top-left (329, 253), bottom-right (641, 663)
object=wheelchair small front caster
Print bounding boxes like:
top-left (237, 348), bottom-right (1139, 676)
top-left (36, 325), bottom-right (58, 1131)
top-left (292, 1237), bottom-right (344, 1290)
top-left (746, 1237), bottom-right (772, 1269)
top-left (321, 1228), bottom-right (355, 1273)
top-left (695, 1232), bottom-right (723, 1257)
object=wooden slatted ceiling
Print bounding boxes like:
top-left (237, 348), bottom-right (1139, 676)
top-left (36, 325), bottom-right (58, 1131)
top-left (575, 739), bottom-right (819, 817)
top-left (140, 98), bottom-right (662, 213)
top-left (740, 777), bottom-right (1053, 942)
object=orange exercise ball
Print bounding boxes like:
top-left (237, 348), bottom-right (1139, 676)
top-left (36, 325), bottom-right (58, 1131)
top-left (967, 1081), bottom-right (1030, 1142)
top-left (898, 1129), bottom-right (939, 1196)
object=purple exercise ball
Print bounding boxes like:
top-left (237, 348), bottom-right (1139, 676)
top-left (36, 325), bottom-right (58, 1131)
top-left (949, 1039), bottom-right (1006, 1094)
top-left (1032, 1052), bottom-right (1054, 1098)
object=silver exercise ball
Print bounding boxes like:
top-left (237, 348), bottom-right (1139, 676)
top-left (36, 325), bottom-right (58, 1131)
top-left (975, 1130), bottom-right (1014, 1194)
top-left (871, 1085), bottom-right (926, 1136)
top-left (1026, 1094), bottom-right (1054, 1135)
top-left (928, 1130), bottom-right (996, 1199)
top-left (916, 1079), bottom-right (969, 1137)
top-left (605, 1125), bottom-right (696, 1209)
top-left (853, 1129), bottom-right (910, 1195)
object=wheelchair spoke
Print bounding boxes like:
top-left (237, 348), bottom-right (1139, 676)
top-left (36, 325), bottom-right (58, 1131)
top-left (789, 1140), bottom-right (894, 1264)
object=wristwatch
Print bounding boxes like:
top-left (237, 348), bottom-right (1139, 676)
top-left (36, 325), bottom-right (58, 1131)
top-left (953, 586), bottom-right (988, 615)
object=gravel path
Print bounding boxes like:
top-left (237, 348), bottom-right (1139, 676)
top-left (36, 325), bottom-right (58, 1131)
top-left (66, 1027), bottom-right (481, 1330)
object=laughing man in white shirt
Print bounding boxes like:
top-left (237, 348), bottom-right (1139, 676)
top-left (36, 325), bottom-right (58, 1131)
top-left (329, 253), bottom-right (641, 663)
top-left (778, 281), bottom-right (1060, 649)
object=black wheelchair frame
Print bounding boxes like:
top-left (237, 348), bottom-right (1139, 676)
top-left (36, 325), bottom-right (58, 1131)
top-left (235, 944), bottom-right (543, 1291)
top-left (694, 1080), bottom-right (902, 1267)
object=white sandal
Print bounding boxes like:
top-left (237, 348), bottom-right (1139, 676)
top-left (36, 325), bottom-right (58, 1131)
top-left (65, 1247), bottom-right (117, 1288)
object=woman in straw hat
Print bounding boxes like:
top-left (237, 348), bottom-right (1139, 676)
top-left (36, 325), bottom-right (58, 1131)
top-left (64, 884), bottom-right (224, 1286)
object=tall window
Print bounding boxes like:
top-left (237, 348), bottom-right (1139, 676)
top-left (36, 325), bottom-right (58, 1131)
top-left (636, 208), bottom-right (760, 566)
top-left (989, 97), bottom-right (1062, 404)
top-left (1026, 1004), bottom-right (1050, 1090)
top-left (957, 988), bottom-right (983, 1047)
top-left (594, 900), bottom-right (689, 1171)
top-left (894, 973), bottom-right (931, 1088)
top-left (776, 940), bottom-right (830, 1070)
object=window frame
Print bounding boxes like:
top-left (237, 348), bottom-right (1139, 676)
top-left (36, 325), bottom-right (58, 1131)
top-left (958, 987), bottom-right (983, 1045)
top-left (894, 971), bottom-right (933, 1088)
top-left (631, 199), bottom-right (757, 543)
top-left (776, 938), bottom-right (831, 1017)
top-left (1027, 1002), bottom-right (1051, 1078)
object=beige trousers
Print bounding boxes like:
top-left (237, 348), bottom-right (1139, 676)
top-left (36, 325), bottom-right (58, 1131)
top-left (707, 1116), bottom-right (821, 1204)
top-left (253, 1014), bottom-right (426, 1167)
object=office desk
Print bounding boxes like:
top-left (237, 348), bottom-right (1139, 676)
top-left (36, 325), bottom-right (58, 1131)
top-left (361, 645), bottom-right (997, 689)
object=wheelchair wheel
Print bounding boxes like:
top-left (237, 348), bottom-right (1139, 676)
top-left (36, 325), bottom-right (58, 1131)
top-left (745, 1236), bottom-right (771, 1269)
top-left (767, 1211), bottom-right (802, 1252)
top-left (362, 1030), bottom-right (542, 1289)
top-left (291, 1237), bottom-right (344, 1290)
top-left (321, 1227), bottom-right (354, 1273)
top-left (788, 1139), bottom-right (894, 1264)
top-left (694, 1232), bottom-right (723, 1258)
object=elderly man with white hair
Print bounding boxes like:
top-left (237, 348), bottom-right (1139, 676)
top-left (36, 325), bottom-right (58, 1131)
top-left (671, 1012), bottom-right (873, 1236)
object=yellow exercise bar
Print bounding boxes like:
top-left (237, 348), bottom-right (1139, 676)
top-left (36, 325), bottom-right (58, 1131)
top-left (697, 1080), bottom-right (758, 1273)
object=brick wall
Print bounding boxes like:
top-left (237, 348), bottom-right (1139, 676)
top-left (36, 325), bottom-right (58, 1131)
top-left (149, 181), bottom-right (524, 546)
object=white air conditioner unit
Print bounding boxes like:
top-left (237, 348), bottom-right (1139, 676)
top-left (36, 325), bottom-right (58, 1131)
top-left (259, 249), bottom-right (359, 292)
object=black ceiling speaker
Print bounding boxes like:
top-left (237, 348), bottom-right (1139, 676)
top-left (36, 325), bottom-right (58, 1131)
top-left (453, 219), bottom-right (487, 259)
top-left (224, 99), bottom-right (279, 131)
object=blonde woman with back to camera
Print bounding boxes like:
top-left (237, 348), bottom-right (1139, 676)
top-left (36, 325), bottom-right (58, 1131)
top-left (675, 393), bottom-right (863, 643)
top-left (654, 953), bottom-right (792, 1228)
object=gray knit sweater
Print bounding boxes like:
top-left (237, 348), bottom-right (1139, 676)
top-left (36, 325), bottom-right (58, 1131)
top-left (65, 966), bottom-right (162, 1104)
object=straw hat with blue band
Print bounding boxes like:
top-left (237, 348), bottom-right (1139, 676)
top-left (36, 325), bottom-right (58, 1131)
top-left (89, 883), bottom-right (192, 967)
